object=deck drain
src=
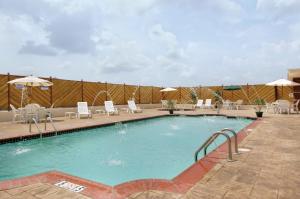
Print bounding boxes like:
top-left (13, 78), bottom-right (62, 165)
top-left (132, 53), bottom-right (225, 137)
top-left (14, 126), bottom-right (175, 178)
top-left (55, 181), bottom-right (85, 193)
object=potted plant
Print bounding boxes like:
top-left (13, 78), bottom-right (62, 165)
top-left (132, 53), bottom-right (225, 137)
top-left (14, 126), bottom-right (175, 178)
top-left (167, 100), bottom-right (175, 114)
top-left (213, 90), bottom-right (223, 109)
top-left (190, 90), bottom-right (198, 110)
top-left (254, 98), bottom-right (265, 117)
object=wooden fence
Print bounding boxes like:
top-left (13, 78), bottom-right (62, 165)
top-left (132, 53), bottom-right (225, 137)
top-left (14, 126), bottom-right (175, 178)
top-left (0, 73), bottom-right (293, 110)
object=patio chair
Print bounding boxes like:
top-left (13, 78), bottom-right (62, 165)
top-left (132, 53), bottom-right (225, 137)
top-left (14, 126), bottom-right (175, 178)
top-left (77, 102), bottom-right (92, 118)
top-left (24, 103), bottom-right (41, 122)
top-left (194, 99), bottom-right (204, 109)
top-left (10, 104), bottom-right (22, 123)
top-left (161, 100), bottom-right (168, 109)
top-left (204, 99), bottom-right (213, 109)
top-left (222, 100), bottom-right (232, 110)
top-left (234, 100), bottom-right (243, 110)
top-left (128, 100), bottom-right (143, 113)
top-left (277, 100), bottom-right (291, 114)
top-left (104, 101), bottom-right (119, 115)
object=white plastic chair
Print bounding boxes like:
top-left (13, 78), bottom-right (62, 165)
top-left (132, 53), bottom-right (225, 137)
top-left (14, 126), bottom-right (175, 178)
top-left (77, 102), bottom-right (92, 118)
top-left (223, 100), bottom-right (232, 110)
top-left (277, 100), bottom-right (291, 114)
top-left (204, 99), bottom-right (212, 109)
top-left (161, 100), bottom-right (168, 108)
top-left (128, 100), bottom-right (142, 113)
top-left (10, 104), bottom-right (22, 123)
top-left (104, 101), bottom-right (119, 115)
top-left (194, 99), bottom-right (204, 109)
top-left (234, 100), bottom-right (243, 110)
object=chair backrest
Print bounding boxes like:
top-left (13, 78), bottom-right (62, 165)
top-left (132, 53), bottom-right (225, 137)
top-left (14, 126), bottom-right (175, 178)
top-left (25, 103), bottom-right (39, 113)
top-left (77, 102), bottom-right (89, 113)
top-left (128, 100), bottom-right (137, 111)
top-left (104, 101), bottom-right (115, 112)
top-left (236, 100), bottom-right (243, 105)
top-left (10, 104), bottom-right (17, 111)
top-left (161, 100), bottom-right (168, 108)
top-left (205, 99), bottom-right (212, 106)
top-left (277, 100), bottom-right (290, 108)
top-left (196, 99), bottom-right (203, 107)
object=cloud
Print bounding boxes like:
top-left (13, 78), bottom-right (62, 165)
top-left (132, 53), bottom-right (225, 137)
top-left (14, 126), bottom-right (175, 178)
top-left (18, 41), bottom-right (58, 56)
top-left (46, 13), bottom-right (97, 54)
top-left (256, 0), bottom-right (300, 17)
top-left (149, 24), bottom-right (178, 49)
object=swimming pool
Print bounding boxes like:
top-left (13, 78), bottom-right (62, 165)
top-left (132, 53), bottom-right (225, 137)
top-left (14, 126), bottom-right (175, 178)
top-left (0, 116), bottom-right (252, 186)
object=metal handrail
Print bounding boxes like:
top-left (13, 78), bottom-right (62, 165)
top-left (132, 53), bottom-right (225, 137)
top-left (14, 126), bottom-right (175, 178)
top-left (32, 118), bottom-right (43, 138)
top-left (194, 131), bottom-right (232, 162)
top-left (47, 116), bottom-right (58, 136)
top-left (221, 128), bottom-right (238, 154)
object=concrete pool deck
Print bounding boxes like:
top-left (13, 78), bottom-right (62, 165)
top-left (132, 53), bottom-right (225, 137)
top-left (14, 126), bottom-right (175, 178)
top-left (0, 108), bottom-right (299, 198)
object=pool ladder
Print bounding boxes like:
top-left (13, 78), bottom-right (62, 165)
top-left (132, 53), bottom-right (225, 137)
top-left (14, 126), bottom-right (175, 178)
top-left (194, 128), bottom-right (238, 162)
top-left (29, 115), bottom-right (58, 138)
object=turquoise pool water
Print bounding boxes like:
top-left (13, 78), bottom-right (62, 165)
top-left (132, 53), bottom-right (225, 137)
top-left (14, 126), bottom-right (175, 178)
top-left (0, 116), bottom-right (252, 186)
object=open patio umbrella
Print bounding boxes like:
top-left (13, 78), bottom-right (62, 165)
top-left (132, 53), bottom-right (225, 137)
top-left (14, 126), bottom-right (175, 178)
top-left (8, 75), bottom-right (53, 107)
top-left (266, 79), bottom-right (300, 99)
top-left (8, 75), bottom-right (53, 87)
top-left (223, 85), bottom-right (241, 91)
top-left (223, 85), bottom-right (241, 100)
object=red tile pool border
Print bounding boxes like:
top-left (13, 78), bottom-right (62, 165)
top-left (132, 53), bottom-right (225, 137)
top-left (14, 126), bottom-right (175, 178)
top-left (0, 116), bottom-right (261, 199)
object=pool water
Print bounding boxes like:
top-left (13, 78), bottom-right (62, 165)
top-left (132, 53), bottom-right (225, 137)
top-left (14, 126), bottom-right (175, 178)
top-left (0, 116), bottom-right (252, 186)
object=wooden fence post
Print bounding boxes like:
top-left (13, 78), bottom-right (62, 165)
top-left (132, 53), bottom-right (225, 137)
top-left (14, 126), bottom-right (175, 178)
top-left (7, 73), bottom-right (10, 110)
top-left (274, 86), bottom-right (278, 101)
top-left (123, 83), bottom-right (126, 104)
top-left (151, 86), bottom-right (153, 104)
top-left (105, 82), bottom-right (108, 101)
top-left (179, 87), bottom-right (182, 103)
top-left (49, 76), bottom-right (53, 107)
top-left (199, 86), bottom-right (201, 99)
top-left (81, 79), bottom-right (84, 102)
top-left (139, 86), bottom-right (141, 104)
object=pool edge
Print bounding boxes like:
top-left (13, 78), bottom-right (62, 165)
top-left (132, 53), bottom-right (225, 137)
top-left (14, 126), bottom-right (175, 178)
top-left (0, 115), bottom-right (261, 199)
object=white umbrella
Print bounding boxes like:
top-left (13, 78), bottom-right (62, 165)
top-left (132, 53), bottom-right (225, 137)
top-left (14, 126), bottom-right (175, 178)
top-left (160, 87), bottom-right (177, 92)
top-left (8, 76), bottom-right (53, 107)
top-left (266, 79), bottom-right (300, 99)
top-left (8, 75), bottom-right (53, 87)
top-left (266, 79), bottom-right (300, 86)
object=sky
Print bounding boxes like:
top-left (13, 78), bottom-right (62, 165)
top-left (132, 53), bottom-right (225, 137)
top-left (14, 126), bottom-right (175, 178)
top-left (0, 0), bottom-right (300, 87)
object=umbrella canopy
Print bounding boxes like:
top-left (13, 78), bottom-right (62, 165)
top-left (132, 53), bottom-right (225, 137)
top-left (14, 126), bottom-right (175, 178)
top-left (8, 75), bottom-right (53, 87)
top-left (266, 79), bottom-right (300, 86)
top-left (160, 87), bottom-right (177, 92)
top-left (223, 85), bottom-right (241, 91)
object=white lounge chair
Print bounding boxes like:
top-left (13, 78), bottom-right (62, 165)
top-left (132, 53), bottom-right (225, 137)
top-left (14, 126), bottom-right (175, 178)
top-left (194, 99), bottom-right (204, 109)
top-left (104, 101), bottom-right (119, 115)
top-left (204, 99), bottom-right (213, 109)
top-left (77, 102), bottom-right (92, 118)
top-left (10, 104), bottom-right (22, 123)
top-left (128, 100), bottom-right (143, 113)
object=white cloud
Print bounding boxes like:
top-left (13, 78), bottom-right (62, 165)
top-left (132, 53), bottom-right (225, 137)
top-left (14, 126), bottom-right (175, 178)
top-left (256, 0), bottom-right (300, 17)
